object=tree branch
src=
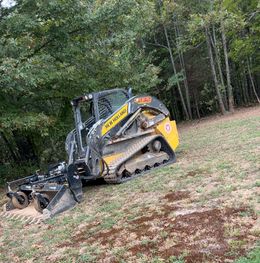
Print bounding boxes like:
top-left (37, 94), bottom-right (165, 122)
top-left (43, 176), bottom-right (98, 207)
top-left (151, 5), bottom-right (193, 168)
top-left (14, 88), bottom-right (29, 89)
top-left (144, 41), bottom-right (169, 50)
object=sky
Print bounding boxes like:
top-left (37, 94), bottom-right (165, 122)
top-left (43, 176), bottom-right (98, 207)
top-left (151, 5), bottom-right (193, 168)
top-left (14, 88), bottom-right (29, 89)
top-left (1, 0), bottom-right (16, 8)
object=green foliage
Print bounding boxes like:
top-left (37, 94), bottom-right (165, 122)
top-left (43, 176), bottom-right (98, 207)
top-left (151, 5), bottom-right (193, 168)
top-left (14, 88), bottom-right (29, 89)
top-left (0, 0), bottom-right (159, 179)
top-left (0, 113), bottom-right (53, 134)
top-left (0, 163), bottom-right (38, 185)
top-left (234, 247), bottom-right (260, 263)
top-left (168, 72), bottom-right (185, 88)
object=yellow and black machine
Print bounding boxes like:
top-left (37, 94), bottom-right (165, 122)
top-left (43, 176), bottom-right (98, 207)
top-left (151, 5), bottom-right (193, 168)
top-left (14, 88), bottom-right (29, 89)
top-left (2, 88), bottom-right (179, 223)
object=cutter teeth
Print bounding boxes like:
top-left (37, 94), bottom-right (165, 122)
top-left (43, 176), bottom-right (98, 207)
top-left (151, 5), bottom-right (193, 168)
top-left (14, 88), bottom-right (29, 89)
top-left (0, 212), bottom-right (6, 217)
top-left (24, 216), bottom-right (33, 224)
top-left (1, 212), bottom-right (6, 218)
top-left (0, 212), bottom-right (45, 225)
top-left (29, 218), bottom-right (37, 224)
top-left (20, 215), bottom-right (27, 221)
top-left (5, 213), bottom-right (12, 219)
top-left (35, 219), bottom-right (41, 224)
top-left (11, 214), bottom-right (18, 220)
top-left (1, 212), bottom-right (7, 218)
top-left (16, 215), bottom-right (23, 220)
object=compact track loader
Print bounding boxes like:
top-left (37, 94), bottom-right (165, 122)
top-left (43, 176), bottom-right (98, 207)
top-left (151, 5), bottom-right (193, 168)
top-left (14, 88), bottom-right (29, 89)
top-left (1, 88), bottom-right (179, 223)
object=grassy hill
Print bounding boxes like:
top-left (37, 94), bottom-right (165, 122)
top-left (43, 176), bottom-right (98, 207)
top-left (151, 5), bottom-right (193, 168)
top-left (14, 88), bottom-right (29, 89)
top-left (0, 106), bottom-right (259, 263)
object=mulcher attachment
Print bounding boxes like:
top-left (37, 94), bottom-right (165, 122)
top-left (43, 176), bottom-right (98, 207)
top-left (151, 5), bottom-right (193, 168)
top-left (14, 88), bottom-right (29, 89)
top-left (1, 163), bottom-right (83, 224)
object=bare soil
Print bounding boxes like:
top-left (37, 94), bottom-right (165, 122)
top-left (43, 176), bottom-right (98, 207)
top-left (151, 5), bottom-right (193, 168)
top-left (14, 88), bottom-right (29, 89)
top-left (56, 193), bottom-right (258, 262)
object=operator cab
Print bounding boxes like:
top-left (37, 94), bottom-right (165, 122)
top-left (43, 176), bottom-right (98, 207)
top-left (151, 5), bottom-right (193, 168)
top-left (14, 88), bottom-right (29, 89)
top-left (66, 88), bottom-right (132, 162)
top-left (72, 88), bottom-right (131, 123)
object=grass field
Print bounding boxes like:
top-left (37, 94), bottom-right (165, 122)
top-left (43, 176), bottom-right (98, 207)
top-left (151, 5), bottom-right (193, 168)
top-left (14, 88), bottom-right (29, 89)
top-left (0, 106), bottom-right (259, 263)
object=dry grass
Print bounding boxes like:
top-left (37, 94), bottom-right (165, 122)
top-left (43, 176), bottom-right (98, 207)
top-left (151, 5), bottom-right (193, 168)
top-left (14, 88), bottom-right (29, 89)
top-left (0, 106), bottom-right (259, 263)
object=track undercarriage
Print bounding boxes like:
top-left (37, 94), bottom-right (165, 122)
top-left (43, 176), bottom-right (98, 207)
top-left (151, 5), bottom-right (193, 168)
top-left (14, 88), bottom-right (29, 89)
top-left (104, 135), bottom-right (175, 183)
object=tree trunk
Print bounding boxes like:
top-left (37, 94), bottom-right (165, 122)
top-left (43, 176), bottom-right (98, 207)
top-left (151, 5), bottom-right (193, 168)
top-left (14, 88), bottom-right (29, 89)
top-left (221, 21), bottom-right (235, 112)
top-left (212, 26), bottom-right (226, 87)
top-left (205, 27), bottom-right (227, 114)
top-left (192, 86), bottom-right (201, 119)
top-left (163, 24), bottom-right (190, 120)
top-left (211, 25), bottom-right (228, 109)
top-left (175, 22), bottom-right (192, 119)
top-left (247, 58), bottom-right (260, 103)
top-left (242, 68), bottom-right (250, 104)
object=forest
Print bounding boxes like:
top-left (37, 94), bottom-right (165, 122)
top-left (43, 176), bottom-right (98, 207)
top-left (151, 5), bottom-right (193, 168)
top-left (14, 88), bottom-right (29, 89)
top-left (0, 0), bottom-right (259, 182)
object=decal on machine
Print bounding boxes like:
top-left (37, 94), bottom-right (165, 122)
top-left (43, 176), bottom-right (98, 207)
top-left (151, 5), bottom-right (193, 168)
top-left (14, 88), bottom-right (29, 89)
top-left (134, 96), bottom-right (152, 104)
top-left (165, 122), bottom-right (172, 134)
top-left (101, 104), bottom-right (128, 136)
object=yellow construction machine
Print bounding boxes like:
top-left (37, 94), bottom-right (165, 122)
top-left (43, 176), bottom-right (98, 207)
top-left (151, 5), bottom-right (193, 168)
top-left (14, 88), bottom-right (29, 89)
top-left (1, 88), bottom-right (179, 223)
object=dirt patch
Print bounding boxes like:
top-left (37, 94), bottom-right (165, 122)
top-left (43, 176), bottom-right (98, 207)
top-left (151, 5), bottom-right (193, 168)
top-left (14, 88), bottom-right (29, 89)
top-left (57, 220), bottom-right (102, 248)
top-left (129, 241), bottom-right (158, 255)
top-left (55, 204), bottom-right (257, 262)
top-left (161, 204), bottom-right (180, 216)
top-left (186, 169), bottom-right (207, 177)
top-left (92, 228), bottom-right (124, 246)
top-left (131, 214), bottom-right (160, 224)
top-left (163, 209), bottom-right (229, 260)
top-left (158, 207), bottom-right (257, 262)
top-left (127, 207), bottom-right (256, 262)
top-left (164, 191), bottom-right (190, 202)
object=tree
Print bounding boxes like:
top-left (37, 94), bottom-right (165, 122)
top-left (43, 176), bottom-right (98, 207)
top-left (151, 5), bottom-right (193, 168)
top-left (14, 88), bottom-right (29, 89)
top-left (0, 0), bottom-right (159, 172)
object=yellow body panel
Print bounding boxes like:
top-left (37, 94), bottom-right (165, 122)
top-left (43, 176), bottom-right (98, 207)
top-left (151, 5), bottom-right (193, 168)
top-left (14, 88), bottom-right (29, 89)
top-left (155, 117), bottom-right (179, 150)
top-left (103, 153), bottom-right (123, 165)
top-left (142, 111), bottom-right (157, 119)
top-left (101, 104), bottom-right (128, 136)
top-left (102, 152), bottom-right (124, 176)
